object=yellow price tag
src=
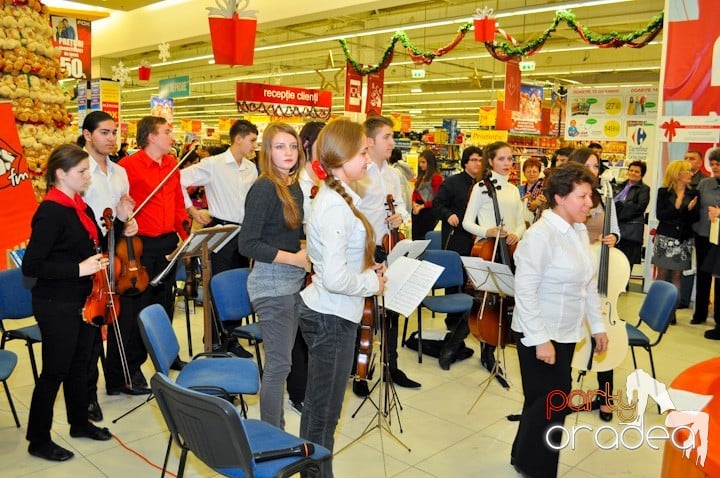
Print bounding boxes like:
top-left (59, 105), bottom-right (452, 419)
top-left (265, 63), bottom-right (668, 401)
top-left (603, 120), bottom-right (621, 138)
top-left (605, 98), bottom-right (622, 115)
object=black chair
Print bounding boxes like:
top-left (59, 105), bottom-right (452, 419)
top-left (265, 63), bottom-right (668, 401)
top-left (0, 267), bottom-right (41, 382)
top-left (150, 372), bottom-right (331, 478)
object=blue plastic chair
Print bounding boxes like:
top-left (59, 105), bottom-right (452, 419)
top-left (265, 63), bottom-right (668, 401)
top-left (626, 280), bottom-right (678, 383)
top-left (402, 249), bottom-right (474, 363)
top-left (210, 268), bottom-right (263, 377)
top-left (151, 372), bottom-right (330, 478)
top-left (424, 230), bottom-right (442, 250)
top-left (0, 349), bottom-right (20, 427)
top-left (0, 267), bottom-right (41, 382)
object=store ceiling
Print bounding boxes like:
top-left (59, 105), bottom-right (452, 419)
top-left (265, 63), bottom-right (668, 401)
top-left (75, 0), bottom-right (666, 131)
top-left (65, 0), bottom-right (163, 11)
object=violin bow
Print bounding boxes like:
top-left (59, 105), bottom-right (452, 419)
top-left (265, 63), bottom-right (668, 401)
top-left (127, 142), bottom-right (200, 222)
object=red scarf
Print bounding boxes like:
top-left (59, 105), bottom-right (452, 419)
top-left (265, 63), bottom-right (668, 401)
top-left (44, 188), bottom-right (99, 246)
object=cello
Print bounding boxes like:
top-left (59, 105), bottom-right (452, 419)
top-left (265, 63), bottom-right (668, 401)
top-left (571, 179), bottom-right (630, 373)
top-left (467, 174), bottom-right (516, 348)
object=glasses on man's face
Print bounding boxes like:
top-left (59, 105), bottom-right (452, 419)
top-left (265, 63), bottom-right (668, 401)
top-left (468, 157), bottom-right (482, 162)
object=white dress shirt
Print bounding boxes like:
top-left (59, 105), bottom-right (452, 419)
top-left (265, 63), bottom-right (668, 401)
top-left (83, 153), bottom-right (129, 232)
top-left (511, 210), bottom-right (605, 346)
top-left (300, 182), bottom-right (380, 323)
top-left (180, 149), bottom-right (258, 224)
top-left (352, 160), bottom-right (409, 245)
top-left (462, 171), bottom-right (526, 240)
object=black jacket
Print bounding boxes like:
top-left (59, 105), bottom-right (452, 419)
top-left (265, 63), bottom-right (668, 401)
top-left (433, 171), bottom-right (475, 255)
top-left (655, 187), bottom-right (700, 240)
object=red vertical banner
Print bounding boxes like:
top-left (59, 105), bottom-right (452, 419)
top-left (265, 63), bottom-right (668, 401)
top-left (344, 62), bottom-right (363, 113)
top-left (0, 103), bottom-right (38, 269)
top-left (505, 60), bottom-right (521, 111)
top-left (51, 16), bottom-right (92, 80)
top-left (365, 69), bottom-right (384, 116)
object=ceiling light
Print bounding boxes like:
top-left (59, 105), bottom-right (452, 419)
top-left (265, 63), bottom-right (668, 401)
top-left (409, 109), bottom-right (423, 114)
top-left (411, 88), bottom-right (423, 93)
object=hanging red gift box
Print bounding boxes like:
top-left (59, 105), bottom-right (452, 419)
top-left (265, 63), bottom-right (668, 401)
top-left (208, 14), bottom-right (257, 66)
top-left (473, 7), bottom-right (496, 42)
top-left (138, 65), bottom-right (151, 81)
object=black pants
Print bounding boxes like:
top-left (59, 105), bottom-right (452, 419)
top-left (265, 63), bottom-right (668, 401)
top-left (106, 233), bottom-right (177, 390)
top-left (693, 233), bottom-right (720, 324)
top-left (512, 338), bottom-right (575, 478)
top-left (87, 327), bottom-right (102, 402)
top-left (286, 327), bottom-right (308, 404)
top-left (207, 218), bottom-right (249, 275)
top-left (27, 298), bottom-right (95, 444)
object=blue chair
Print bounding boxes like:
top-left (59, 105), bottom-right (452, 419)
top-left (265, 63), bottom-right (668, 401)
top-left (151, 372), bottom-right (330, 478)
top-left (0, 267), bottom-right (41, 382)
top-left (0, 349), bottom-right (20, 427)
top-left (402, 249), bottom-right (474, 363)
top-left (210, 269), bottom-right (263, 377)
top-left (424, 230), bottom-right (442, 250)
top-left (626, 280), bottom-right (678, 384)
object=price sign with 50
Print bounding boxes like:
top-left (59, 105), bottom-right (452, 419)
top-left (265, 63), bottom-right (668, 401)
top-left (60, 57), bottom-right (84, 79)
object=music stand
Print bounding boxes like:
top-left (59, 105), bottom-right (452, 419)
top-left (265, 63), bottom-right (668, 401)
top-left (461, 257), bottom-right (514, 414)
top-left (152, 225), bottom-right (239, 352)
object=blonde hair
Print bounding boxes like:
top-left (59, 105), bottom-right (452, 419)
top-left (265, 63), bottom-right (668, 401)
top-left (663, 160), bottom-right (691, 190)
top-left (258, 122), bottom-right (305, 229)
top-left (316, 119), bottom-right (376, 269)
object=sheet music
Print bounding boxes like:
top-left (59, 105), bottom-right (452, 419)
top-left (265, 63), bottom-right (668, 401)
top-left (386, 239), bottom-right (430, 265)
top-left (461, 256), bottom-right (514, 296)
top-left (383, 255), bottom-right (444, 317)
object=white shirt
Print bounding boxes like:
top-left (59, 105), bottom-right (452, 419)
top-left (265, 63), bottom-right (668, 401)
top-left (352, 160), bottom-right (409, 245)
top-left (511, 210), bottom-right (605, 346)
top-left (462, 171), bottom-right (526, 240)
top-left (180, 149), bottom-right (258, 224)
top-left (83, 153), bottom-right (130, 233)
top-left (298, 167), bottom-right (317, 226)
top-left (301, 182), bottom-right (380, 323)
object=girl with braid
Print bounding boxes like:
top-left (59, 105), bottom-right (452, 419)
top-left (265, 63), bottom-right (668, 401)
top-left (299, 119), bottom-right (386, 478)
top-left (238, 122), bottom-right (307, 430)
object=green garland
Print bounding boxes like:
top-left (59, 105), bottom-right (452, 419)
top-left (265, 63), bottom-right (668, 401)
top-left (340, 9), bottom-right (663, 75)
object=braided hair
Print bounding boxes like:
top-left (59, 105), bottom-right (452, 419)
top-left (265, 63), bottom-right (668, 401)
top-left (316, 119), bottom-right (376, 269)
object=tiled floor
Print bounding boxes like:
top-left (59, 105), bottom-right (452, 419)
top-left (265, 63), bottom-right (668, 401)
top-left (0, 286), bottom-right (717, 477)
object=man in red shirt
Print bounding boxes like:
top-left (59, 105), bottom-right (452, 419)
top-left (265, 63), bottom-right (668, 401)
top-left (109, 116), bottom-right (190, 393)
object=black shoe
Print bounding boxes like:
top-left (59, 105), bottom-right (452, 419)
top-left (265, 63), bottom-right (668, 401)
top-left (228, 343), bottom-right (253, 358)
top-left (704, 328), bottom-right (720, 340)
top-left (352, 379), bottom-right (370, 397)
top-left (599, 409), bottom-right (613, 422)
top-left (131, 370), bottom-right (148, 388)
top-left (107, 385), bottom-right (151, 396)
top-left (438, 341), bottom-right (461, 371)
top-left (389, 368), bottom-right (421, 388)
top-left (690, 317), bottom-right (707, 325)
top-left (170, 358), bottom-right (188, 371)
top-left (70, 423), bottom-right (112, 441)
top-left (87, 400), bottom-right (103, 422)
top-left (28, 441), bottom-right (74, 461)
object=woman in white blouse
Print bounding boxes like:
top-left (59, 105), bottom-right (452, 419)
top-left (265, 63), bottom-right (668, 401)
top-left (299, 119), bottom-right (385, 478)
top-left (460, 141), bottom-right (526, 376)
top-left (510, 162), bottom-right (608, 478)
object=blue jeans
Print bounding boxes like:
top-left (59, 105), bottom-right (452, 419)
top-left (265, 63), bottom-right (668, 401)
top-left (254, 294), bottom-right (299, 429)
top-left (299, 299), bottom-right (358, 478)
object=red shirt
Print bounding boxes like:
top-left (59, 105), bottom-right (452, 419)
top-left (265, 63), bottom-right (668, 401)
top-left (120, 150), bottom-right (189, 240)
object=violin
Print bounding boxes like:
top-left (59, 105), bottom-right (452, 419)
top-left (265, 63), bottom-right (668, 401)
top-left (356, 194), bottom-right (401, 381)
top-left (381, 194), bottom-right (405, 253)
top-left (83, 208), bottom-right (120, 327)
top-left (115, 235), bottom-right (150, 296)
top-left (468, 175), bottom-right (516, 347)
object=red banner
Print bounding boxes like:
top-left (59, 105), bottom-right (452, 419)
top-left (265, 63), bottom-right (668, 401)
top-left (505, 60), bottom-right (521, 112)
top-left (236, 82), bottom-right (332, 119)
top-left (0, 103), bottom-right (38, 270)
top-left (51, 16), bottom-right (91, 80)
top-left (345, 62), bottom-right (363, 113)
top-left (365, 69), bottom-right (384, 116)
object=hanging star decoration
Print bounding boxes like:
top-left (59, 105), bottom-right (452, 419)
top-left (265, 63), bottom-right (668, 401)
top-left (111, 61), bottom-right (130, 86)
top-left (469, 67), bottom-right (482, 89)
top-left (158, 42), bottom-right (171, 62)
top-left (315, 52), bottom-right (344, 92)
